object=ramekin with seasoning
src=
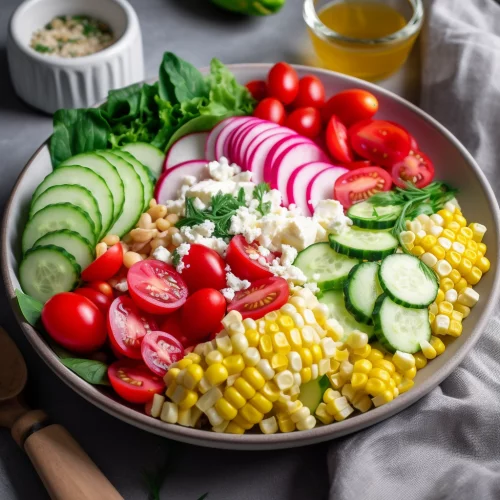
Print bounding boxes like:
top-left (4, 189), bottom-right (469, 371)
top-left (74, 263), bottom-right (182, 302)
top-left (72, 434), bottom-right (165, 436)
top-left (7, 0), bottom-right (144, 114)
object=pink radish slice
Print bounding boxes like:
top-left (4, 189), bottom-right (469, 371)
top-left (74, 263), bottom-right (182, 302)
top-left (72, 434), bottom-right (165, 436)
top-left (272, 143), bottom-right (329, 204)
top-left (216, 117), bottom-right (254, 162)
top-left (236, 121), bottom-right (280, 169)
top-left (306, 167), bottom-right (349, 214)
top-left (164, 132), bottom-right (209, 171)
top-left (205, 117), bottom-right (239, 161)
top-left (244, 127), bottom-right (295, 169)
top-left (228, 119), bottom-right (262, 166)
top-left (264, 136), bottom-right (314, 185)
top-left (154, 160), bottom-right (208, 204)
top-left (286, 162), bottom-right (335, 216)
top-left (246, 131), bottom-right (292, 184)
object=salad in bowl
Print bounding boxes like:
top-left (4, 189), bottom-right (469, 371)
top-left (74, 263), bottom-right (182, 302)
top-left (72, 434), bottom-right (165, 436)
top-left (8, 52), bottom-right (495, 442)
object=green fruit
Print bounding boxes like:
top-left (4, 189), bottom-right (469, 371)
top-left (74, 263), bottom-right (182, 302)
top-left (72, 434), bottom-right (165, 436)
top-left (211, 0), bottom-right (285, 16)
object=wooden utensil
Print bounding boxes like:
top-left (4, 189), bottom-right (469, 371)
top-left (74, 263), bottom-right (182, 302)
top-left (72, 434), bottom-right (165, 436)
top-left (0, 327), bottom-right (123, 500)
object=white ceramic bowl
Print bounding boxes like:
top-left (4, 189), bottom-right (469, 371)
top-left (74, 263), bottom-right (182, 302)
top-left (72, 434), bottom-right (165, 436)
top-left (2, 64), bottom-right (500, 450)
top-left (7, 0), bottom-right (144, 114)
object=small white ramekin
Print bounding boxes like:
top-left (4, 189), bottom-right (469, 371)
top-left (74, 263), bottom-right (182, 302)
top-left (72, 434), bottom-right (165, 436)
top-left (7, 0), bottom-right (144, 114)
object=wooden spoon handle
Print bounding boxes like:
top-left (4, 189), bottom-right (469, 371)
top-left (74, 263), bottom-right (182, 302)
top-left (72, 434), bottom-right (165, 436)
top-left (11, 410), bottom-right (123, 500)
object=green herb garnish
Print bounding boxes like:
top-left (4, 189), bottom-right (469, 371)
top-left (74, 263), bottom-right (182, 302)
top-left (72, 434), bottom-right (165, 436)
top-left (253, 182), bottom-right (271, 216)
top-left (34, 44), bottom-right (54, 53)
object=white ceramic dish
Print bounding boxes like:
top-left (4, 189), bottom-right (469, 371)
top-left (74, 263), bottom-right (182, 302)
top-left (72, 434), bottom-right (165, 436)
top-left (2, 64), bottom-right (500, 450)
top-left (7, 0), bottom-right (144, 114)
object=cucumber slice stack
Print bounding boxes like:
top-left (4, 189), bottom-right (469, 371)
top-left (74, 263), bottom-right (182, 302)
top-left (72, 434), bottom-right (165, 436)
top-left (347, 200), bottom-right (402, 229)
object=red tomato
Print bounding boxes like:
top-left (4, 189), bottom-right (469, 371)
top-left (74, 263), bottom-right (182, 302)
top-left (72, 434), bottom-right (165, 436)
top-left (267, 62), bottom-right (299, 105)
top-left (226, 235), bottom-right (275, 282)
top-left (386, 121), bottom-right (419, 152)
top-left (326, 115), bottom-right (354, 163)
top-left (292, 76), bottom-right (325, 108)
top-left (179, 244), bottom-right (226, 294)
top-left (391, 150), bottom-right (435, 189)
top-left (87, 281), bottom-right (114, 300)
top-left (127, 260), bottom-right (188, 315)
top-left (246, 80), bottom-right (267, 101)
top-left (334, 166), bottom-right (393, 209)
top-left (81, 243), bottom-right (123, 282)
top-left (322, 89), bottom-right (378, 127)
top-left (42, 292), bottom-right (106, 354)
top-left (181, 289), bottom-right (226, 343)
top-left (285, 107), bottom-right (322, 138)
top-left (74, 288), bottom-right (112, 315)
top-left (107, 296), bottom-right (159, 359)
top-left (108, 359), bottom-right (165, 404)
top-left (344, 160), bottom-right (372, 170)
top-left (253, 98), bottom-right (286, 125)
top-left (228, 277), bottom-right (289, 320)
top-left (349, 120), bottom-right (411, 168)
top-left (160, 310), bottom-right (190, 348)
top-left (141, 331), bottom-right (185, 377)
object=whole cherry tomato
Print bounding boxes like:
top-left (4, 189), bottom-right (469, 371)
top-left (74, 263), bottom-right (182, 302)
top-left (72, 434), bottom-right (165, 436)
top-left (292, 75), bottom-right (325, 109)
top-left (246, 80), bottom-right (267, 101)
top-left (267, 62), bottom-right (299, 104)
top-left (87, 281), bottom-right (114, 300)
top-left (253, 98), bottom-right (286, 125)
top-left (74, 287), bottom-right (112, 315)
top-left (322, 89), bottom-right (379, 127)
top-left (285, 107), bottom-right (322, 138)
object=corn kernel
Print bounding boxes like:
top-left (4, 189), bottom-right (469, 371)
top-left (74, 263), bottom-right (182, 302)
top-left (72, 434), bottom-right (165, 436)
top-left (223, 386), bottom-right (245, 410)
top-left (430, 225), bottom-right (444, 238)
top-left (309, 345), bottom-right (321, 364)
top-left (242, 347), bottom-right (261, 368)
top-left (429, 245), bottom-right (446, 261)
top-left (245, 329), bottom-right (260, 348)
top-left (352, 344), bottom-right (371, 359)
top-left (216, 336), bottom-right (232, 357)
top-left (298, 347), bottom-right (313, 367)
top-left (351, 372), bottom-right (368, 390)
top-left (397, 378), bottom-right (414, 394)
top-left (300, 367), bottom-right (312, 384)
top-left (260, 381), bottom-right (280, 402)
top-left (367, 349), bottom-right (384, 364)
top-left (458, 287), bottom-right (479, 307)
top-left (271, 332), bottom-right (290, 355)
top-left (160, 402), bottom-right (179, 424)
top-left (339, 360), bottom-right (354, 380)
top-left (271, 353), bottom-right (289, 372)
top-left (373, 359), bottom-right (396, 374)
top-left (420, 340), bottom-right (437, 359)
top-left (311, 364), bottom-right (319, 380)
top-left (333, 406), bottom-right (355, 422)
top-left (404, 367), bottom-right (417, 379)
top-left (440, 278), bottom-right (455, 293)
top-left (411, 245), bottom-right (425, 257)
top-left (414, 230), bottom-right (426, 244)
top-left (225, 422), bottom-right (245, 434)
top-left (297, 415), bottom-right (317, 431)
top-left (335, 349), bottom-right (350, 362)
top-left (316, 403), bottom-right (335, 424)
top-left (437, 209), bottom-right (454, 225)
top-left (444, 289), bottom-right (458, 304)
top-left (166, 381), bottom-right (178, 400)
top-left (264, 311), bottom-right (279, 322)
top-left (438, 301), bottom-right (454, 316)
top-left (419, 235), bottom-right (436, 251)
top-left (365, 378), bottom-right (386, 396)
top-left (330, 359), bottom-right (340, 373)
top-left (164, 368), bottom-right (180, 386)
top-left (277, 416), bottom-right (295, 433)
top-left (329, 372), bottom-right (344, 390)
top-left (421, 252), bottom-right (438, 268)
top-left (446, 221), bottom-right (461, 233)
top-left (448, 269), bottom-right (461, 284)
top-left (454, 214), bottom-right (467, 228)
top-left (466, 267), bottom-right (482, 285)
top-left (250, 393), bottom-right (273, 414)
top-left (466, 240), bottom-right (478, 253)
top-left (392, 351), bottom-right (415, 372)
top-left (435, 260), bottom-right (452, 277)
top-left (437, 237), bottom-right (452, 251)
top-left (468, 222), bottom-right (486, 242)
top-left (223, 355), bottom-right (245, 375)
top-left (372, 390), bottom-right (394, 407)
top-left (456, 234), bottom-right (468, 246)
top-left (240, 403), bottom-right (264, 424)
top-left (400, 231), bottom-right (416, 246)
top-left (432, 314), bottom-right (450, 335)
top-left (476, 256), bottom-right (490, 273)
top-left (429, 312), bottom-right (435, 324)
top-left (232, 414), bottom-right (253, 430)
top-left (441, 228), bottom-right (456, 241)
top-left (205, 363), bottom-right (229, 386)
top-left (259, 416), bottom-right (278, 435)
top-left (233, 377), bottom-right (256, 400)
top-left (392, 372), bottom-right (403, 386)
top-left (274, 370), bottom-right (294, 391)
top-left (478, 242), bottom-right (487, 254)
top-left (459, 225), bottom-right (473, 239)
top-left (451, 310), bottom-right (463, 322)
top-left (369, 368), bottom-right (391, 383)
top-left (214, 398), bottom-right (237, 420)
top-left (429, 336), bottom-right (446, 355)
top-left (259, 335), bottom-right (273, 359)
top-left (448, 320), bottom-right (463, 337)
top-left (452, 241), bottom-right (465, 255)
top-left (455, 278), bottom-right (468, 293)
top-left (353, 359), bottom-right (373, 375)
top-left (454, 303), bottom-right (470, 318)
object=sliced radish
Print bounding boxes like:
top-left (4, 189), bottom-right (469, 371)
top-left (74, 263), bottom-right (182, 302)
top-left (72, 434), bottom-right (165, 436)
top-left (154, 160), bottom-right (208, 204)
top-left (205, 117), bottom-right (239, 161)
top-left (271, 143), bottom-right (329, 204)
top-left (306, 167), bottom-right (349, 214)
top-left (227, 118), bottom-right (261, 166)
top-left (263, 135), bottom-right (312, 184)
top-left (245, 127), bottom-right (294, 170)
top-left (235, 121), bottom-right (280, 169)
top-left (286, 162), bottom-right (335, 215)
top-left (164, 133), bottom-right (209, 171)
top-left (215, 117), bottom-right (254, 162)
top-left (246, 131), bottom-right (293, 184)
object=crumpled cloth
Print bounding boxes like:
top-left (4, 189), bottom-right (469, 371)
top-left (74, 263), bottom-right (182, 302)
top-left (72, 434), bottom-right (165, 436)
top-left (327, 1), bottom-right (500, 499)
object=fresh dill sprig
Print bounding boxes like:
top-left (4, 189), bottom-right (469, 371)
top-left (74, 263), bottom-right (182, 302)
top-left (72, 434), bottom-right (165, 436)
top-left (253, 182), bottom-right (271, 216)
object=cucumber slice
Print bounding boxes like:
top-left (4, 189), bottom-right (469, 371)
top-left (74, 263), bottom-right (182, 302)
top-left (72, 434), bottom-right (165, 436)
top-left (318, 289), bottom-right (374, 341)
top-left (97, 151), bottom-right (145, 237)
top-left (20, 245), bottom-right (80, 303)
top-left (299, 375), bottom-right (330, 413)
top-left (30, 185), bottom-right (102, 240)
top-left (60, 153), bottom-right (125, 224)
top-left (373, 294), bottom-right (431, 353)
top-left (379, 254), bottom-right (438, 309)
top-left (344, 262), bottom-right (382, 324)
top-left (294, 242), bottom-right (359, 291)
top-left (122, 142), bottom-right (164, 180)
top-left (329, 227), bottom-right (398, 261)
top-left (347, 201), bottom-right (402, 229)
top-left (22, 203), bottom-right (96, 254)
top-left (112, 150), bottom-right (154, 210)
top-left (33, 230), bottom-right (94, 270)
top-left (32, 166), bottom-right (114, 238)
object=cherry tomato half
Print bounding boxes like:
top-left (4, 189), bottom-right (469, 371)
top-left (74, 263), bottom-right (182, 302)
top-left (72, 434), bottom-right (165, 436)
top-left (246, 80), bottom-right (267, 101)
top-left (267, 62), bottom-right (299, 105)
top-left (334, 166), bottom-right (393, 209)
top-left (292, 76), bottom-right (325, 109)
top-left (107, 295), bottom-right (159, 359)
top-left (226, 235), bottom-right (275, 282)
top-left (228, 277), bottom-right (289, 320)
top-left (322, 89), bottom-right (378, 127)
top-left (160, 310), bottom-right (190, 348)
top-left (81, 243), bottom-right (123, 282)
top-left (141, 331), bottom-right (185, 377)
top-left (349, 120), bottom-right (411, 168)
top-left (74, 288), bottom-right (112, 315)
top-left (285, 107), bottom-right (322, 138)
top-left (181, 289), bottom-right (227, 344)
top-left (326, 115), bottom-right (354, 163)
top-left (179, 244), bottom-right (226, 294)
top-left (108, 359), bottom-right (165, 404)
top-left (42, 292), bottom-right (107, 354)
top-left (253, 98), bottom-right (286, 125)
top-left (87, 281), bottom-right (114, 300)
top-left (391, 150), bottom-right (435, 189)
top-left (344, 160), bottom-right (372, 170)
top-left (127, 260), bottom-right (188, 315)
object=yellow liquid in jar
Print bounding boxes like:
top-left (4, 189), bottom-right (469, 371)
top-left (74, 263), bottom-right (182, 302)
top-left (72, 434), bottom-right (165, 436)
top-left (308, 1), bottom-right (419, 81)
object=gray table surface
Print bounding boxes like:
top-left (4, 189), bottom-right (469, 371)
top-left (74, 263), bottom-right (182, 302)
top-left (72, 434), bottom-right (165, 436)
top-left (0, 1), bottom-right (417, 498)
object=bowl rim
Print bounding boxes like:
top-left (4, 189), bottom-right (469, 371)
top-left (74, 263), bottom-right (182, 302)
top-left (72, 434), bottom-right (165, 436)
top-left (8, 0), bottom-right (139, 67)
top-left (2, 62), bottom-right (500, 450)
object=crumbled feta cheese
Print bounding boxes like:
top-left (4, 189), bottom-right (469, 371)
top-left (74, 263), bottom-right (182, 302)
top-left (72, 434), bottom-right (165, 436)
top-left (193, 198), bottom-right (206, 210)
top-left (171, 232), bottom-right (183, 246)
top-left (114, 279), bottom-right (128, 292)
top-left (280, 245), bottom-right (298, 267)
top-left (193, 220), bottom-right (215, 238)
top-left (230, 207), bottom-right (262, 243)
top-left (152, 245), bottom-right (172, 264)
top-left (178, 226), bottom-right (228, 256)
top-left (226, 272), bottom-right (251, 291)
top-left (257, 246), bottom-right (270, 257)
top-left (304, 282), bottom-right (320, 294)
top-left (186, 179), bottom-right (255, 205)
top-left (208, 157), bottom-right (240, 181)
top-left (175, 243), bottom-right (191, 273)
top-left (267, 257), bottom-right (307, 286)
top-left (183, 175), bottom-right (198, 187)
top-left (313, 199), bottom-right (352, 235)
top-left (220, 288), bottom-right (236, 301)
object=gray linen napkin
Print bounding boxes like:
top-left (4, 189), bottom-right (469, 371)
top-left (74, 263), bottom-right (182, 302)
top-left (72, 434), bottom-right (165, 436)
top-left (327, 1), bottom-right (500, 499)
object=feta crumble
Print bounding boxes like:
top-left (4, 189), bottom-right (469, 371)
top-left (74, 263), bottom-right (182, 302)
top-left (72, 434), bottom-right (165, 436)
top-left (313, 199), bottom-right (352, 235)
top-left (220, 288), bottom-right (236, 301)
top-left (152, 245), bottom-right (172, 264)
top-left (175, 243), bottom-right (191, 273)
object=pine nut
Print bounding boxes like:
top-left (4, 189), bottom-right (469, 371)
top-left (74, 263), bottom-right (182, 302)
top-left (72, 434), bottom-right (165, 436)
top-left (149, 199), bottom-right (157, 208)
top-left (102, 234), bottom-right (119, 246)
top-left (124, 251), bottom-right (142, 268)
top-left (138, 213), bottom-right (155, 229)
top-left (96, 242), bottom-right (107, 258)
top-left (130, 228), bottom-right (157, 242)
top-left (156, 218), bottom-right (171, 232)
top-left (167, 227), bottom-right (179, 237)
top-left (151, 237), bottom-right (169, 250)
top-left (148, 204), bottom-right (167, 221)
top-left (166, 214), bottom-right (179, 224)
top-left (120, 242), bottom-right (129, 253)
